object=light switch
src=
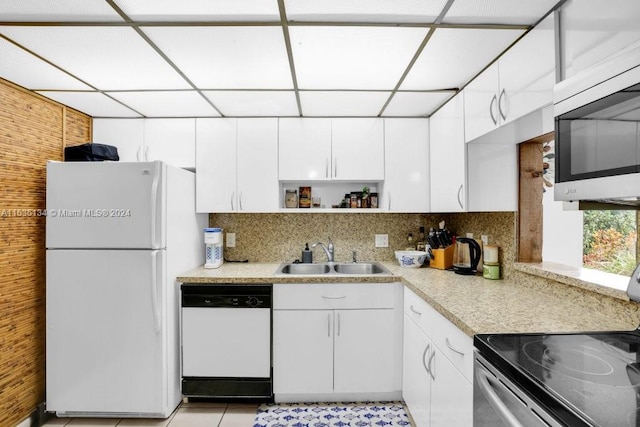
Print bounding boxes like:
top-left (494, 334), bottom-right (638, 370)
top-left (375, 234), bottom-right (389, 248)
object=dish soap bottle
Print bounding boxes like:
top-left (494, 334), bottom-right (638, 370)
top-left (302, 243), bottom-right (313, 263)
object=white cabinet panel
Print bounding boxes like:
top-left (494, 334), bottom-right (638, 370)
top-left (430, 92), bottom-right (466, 212)
top-left (463, 62), bottom-right (500, 143)
top-left (331, 118), bottom-right (385, 181)
top-left (195, 118), bottom-right (237, 213)
top-left (383, 119), bottom-right (430, 212)
top-left (467, 144), bottom-right (517, 212)
top-left (334, 309), bottom-right (397, 393)
top-left (144, 118), bottom-right (196, 169)
top-left (236, 118), bottom-right (279, 212)
top-left (278, 118), bottom-right (332, 181)
top-left (402, 314), bottom-right (432, 427)
top-left (430, 351), bottom-right (473, 427)
top-left (92, 118), bottom-right (144, 162)
top-left (273, 310), bottom-right (334, 395)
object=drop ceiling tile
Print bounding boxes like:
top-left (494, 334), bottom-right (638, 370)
top-left (0, 0), bottom-right (123, 22)
top-left (203, 91), bottom-right (298, 116)
top-left (442, 0), bottom-right (560, 25)
top-left (113, 0), bottom-right (280, 22)
top-left (36, 91), bottom-right (141, 117)
top-left (383, 91), bottom-right (454, 116)
top-left (285, 0), bottom-right (448, 23)
top-left (299, 91), bottom-right (390, 116)
top-left (107, 91), bottom-right (221, 117)
top-left (401, 27), bottom-right (524, 90)
top-left (0, 37), bottom-right (92, 90)
top-left (291, 26), bottom-right (428, 90)
top-left (143, 26), bottom-right (293, 89)
top-left (0, 26), bottom-right (191, 90)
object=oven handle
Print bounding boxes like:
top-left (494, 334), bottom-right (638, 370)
top-left (475, 363), bottom-right (525, 427)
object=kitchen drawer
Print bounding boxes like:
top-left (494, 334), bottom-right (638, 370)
top-left (428, 304), bottom-right (474, 383)
top-left (273, 283), bottom-right (401, 310)
top-left (403, 287), bottom-right (433, 338)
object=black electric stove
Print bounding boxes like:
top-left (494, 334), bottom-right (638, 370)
top-left (475, 329), bottom-right (640, 427)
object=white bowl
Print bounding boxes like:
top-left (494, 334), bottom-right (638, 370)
top-left (395, 250), bottom-right (429, 268)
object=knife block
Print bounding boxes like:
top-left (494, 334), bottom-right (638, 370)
top-left (430, 245), bottom-right (454, 270)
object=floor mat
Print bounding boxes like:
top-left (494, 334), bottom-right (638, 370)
top-left (253, 402), bottom-right (412, 427)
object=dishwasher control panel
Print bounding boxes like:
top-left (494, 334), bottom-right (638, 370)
top-left (181, 284), bottom-right (272, 308)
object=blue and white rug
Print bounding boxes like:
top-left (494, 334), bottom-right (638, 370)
top-left (253, 402), bottom-right (412, 427)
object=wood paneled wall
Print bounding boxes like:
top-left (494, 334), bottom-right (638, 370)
top-left (0, 78), bottom-right (91, 426)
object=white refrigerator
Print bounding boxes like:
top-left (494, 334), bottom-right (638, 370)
top-left (45, 161), bottom-right (207, 418)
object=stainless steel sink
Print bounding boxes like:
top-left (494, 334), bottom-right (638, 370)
top-left (275, 261), bottom-right (392, 276)
top-left (333, 263), bottom-right (387, 275)
top-left (279, 263), bottom-right (332, 275)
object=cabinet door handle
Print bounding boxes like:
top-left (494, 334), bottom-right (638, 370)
top-left (445, 338), bottom-right (465, 356)
top-left (498, 88), bottom-right (507, 121)
top-left (337, 312), bottom-right (341, 336)
top-left (327, 313), bottom-right (331, 337)
top-left (334, 157), bottom-right (337, 178)
top-left (144, 146), bottom-right (150, 161)
top-left (489, 94), bottom-right (498, 125)
top-left (388, 192), bottom-right (391, 210)
top-left (325, 158), bottom-right (329, 178)
top-left (410, 305), bottom-right (422, 316)
top-left (322, 295), bottom-right (346, 299)
top-left (457, 184), bottom-right (464, 210)
top-left (136, 147), bottom-right (141, 162)
top-left (422, 343), bottom-right (431, 374)
top-left (231, 192), bottom-right (235, 211)
top-left (428, 351), bottom-right (436, 380)
top-left (239, 192), bottom-right (243, 211)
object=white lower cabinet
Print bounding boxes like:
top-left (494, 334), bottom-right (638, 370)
top-left (402, 287), bottom-right (473, 427)
top-left (273, 283), bottom-right (403, 402)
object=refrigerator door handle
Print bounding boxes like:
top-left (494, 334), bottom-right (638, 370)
top-left (150, 250), bottom-right (161, 334)
top-left (150, 163), bottom-right (160, 248)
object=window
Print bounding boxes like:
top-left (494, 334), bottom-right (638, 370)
top-left (583, 211), bottom-right (637, 276)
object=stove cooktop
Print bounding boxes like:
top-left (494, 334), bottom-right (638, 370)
top-left (475, 330), bottom-right (640, 427)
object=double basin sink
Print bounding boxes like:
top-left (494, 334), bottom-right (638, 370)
top-left (276, 261), bottom-right (392, 276)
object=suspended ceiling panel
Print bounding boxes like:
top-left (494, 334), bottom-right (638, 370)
top-left (0, 0), bottom-right (123, 22)
top-left (383, 92), bottom-right (454, 117)
top-left (0, 37), bottom-right (92, 91)
top-left (284, 0), bottom-right (449, 23)
top-left (106, 91), bottom-right (221, 117)
top-left (113, 0), bottom-right (281, 22)
top-left (143, 26), bottom-right (293, 89)
top-left (203, 91), bottom-right (299, 116)
top-left (442, 0), bottom-right (559, 25)
top-left (0, 26), bottom-right (190, 90)
top-left (37, 91), bottom-right (141, 117)
top-left (299, 91), bottom-right (391, 116)
top-left (401, 27), bottom-right (525, 90)
top-left (290, 26), bottom-right (428, 90)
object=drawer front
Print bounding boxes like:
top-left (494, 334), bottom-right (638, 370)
top-left (428, 304), bottom-right (474, 382)
top-left (403, 287), bottom-right (433, 337)
top-left (274, 283), bottom-right (401, 310)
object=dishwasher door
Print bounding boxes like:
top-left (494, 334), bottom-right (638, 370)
top-left (181, 284), bottom-right (272, 399)
top-left (474, 354), bottom-right (563, 427)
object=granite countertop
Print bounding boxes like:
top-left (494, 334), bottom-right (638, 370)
top-left (177, 262), bottom-right (638, 338)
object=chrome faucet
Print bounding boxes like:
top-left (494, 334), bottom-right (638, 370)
top-left (312, 238), bottom-right (334, 263)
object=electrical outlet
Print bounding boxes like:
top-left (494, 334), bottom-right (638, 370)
top-left (466, 233), bottom-right (474, 239)
top-left (226, 232), bottom-right (236, 248)
top-left (375, 234), bottom-right (389, 248)
top-left (481, 235), bottom-right (489, 245)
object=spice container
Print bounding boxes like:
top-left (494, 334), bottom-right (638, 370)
top-left (370, 193), bottom-right (378, 208)
top-left (350, 192), bottom-right (358, 209)
top-left (299, 186), bottom-right (311, 208)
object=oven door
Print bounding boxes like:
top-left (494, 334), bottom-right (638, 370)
top-left (474, 354), bottom-right (563, 427)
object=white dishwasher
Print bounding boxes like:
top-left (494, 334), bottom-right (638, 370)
top-left (181, 284), bottom-right (272, 400)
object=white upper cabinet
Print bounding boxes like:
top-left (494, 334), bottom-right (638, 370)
top-left (278, 118), bottom-right (332, 181)
top-left (236, 118), bottom-right (279, 212)
top-left (464, 14), bottom-right (555, 142)
top-left (383, 119), bottom-right (430, 212)
top-left (195, 118), bottom-right (237, 213)
top-left (144, 118), bottom-right (196, 169)
top-left (430, 92), bottom-right (466, 212)
top-left (93, 118), bottom-right (144, 162)
top-left (278, 118), bottom-right (385, 183)
top-left (331, 118), bottom-right (384, 181)
top-left (467, 143), bottom-right (518, 212)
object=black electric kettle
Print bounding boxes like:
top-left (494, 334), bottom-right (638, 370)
top-left (453, 237), bottom-right (481, 275)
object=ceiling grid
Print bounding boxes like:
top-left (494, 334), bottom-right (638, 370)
top-left (0, 0), bottom-right (562, 118)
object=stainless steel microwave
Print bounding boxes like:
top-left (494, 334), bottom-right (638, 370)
top-left (554, 46), bottom-right (640, 207)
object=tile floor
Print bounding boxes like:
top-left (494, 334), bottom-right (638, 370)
top-left (41, 402), bottom-right (258, 427)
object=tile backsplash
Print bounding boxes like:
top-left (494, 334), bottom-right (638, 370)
top-left (210, 211), bottom-right (516, 277)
